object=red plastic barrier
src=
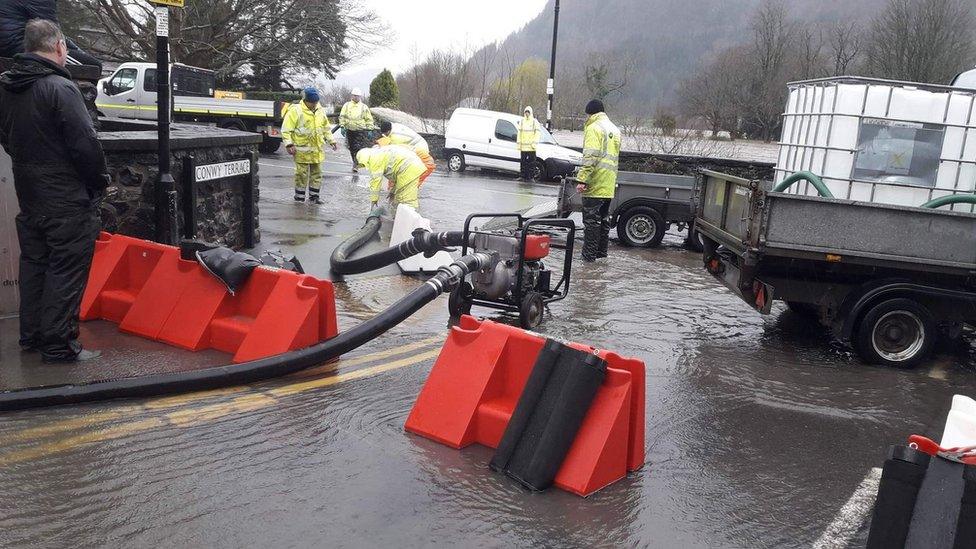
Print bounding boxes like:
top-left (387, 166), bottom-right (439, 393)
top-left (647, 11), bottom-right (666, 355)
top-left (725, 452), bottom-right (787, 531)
top-left (404, 316), bottom-right (645, 497)
top-left (81, 232), bottom-right (339, 362)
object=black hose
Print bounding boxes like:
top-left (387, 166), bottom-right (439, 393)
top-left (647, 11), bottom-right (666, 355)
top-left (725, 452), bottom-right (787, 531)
top-left (0, 253), bottom-right (490, 411)
top-left (330, 209), bottom-right (467, 275)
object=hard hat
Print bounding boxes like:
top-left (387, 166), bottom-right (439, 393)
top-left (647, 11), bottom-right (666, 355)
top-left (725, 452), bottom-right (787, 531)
top-left (302, 87), bottom-right (320, 103)
top-left (356, 148), bottom-right (373, 166)
top-left (351, 87), bottom-right (363, 97)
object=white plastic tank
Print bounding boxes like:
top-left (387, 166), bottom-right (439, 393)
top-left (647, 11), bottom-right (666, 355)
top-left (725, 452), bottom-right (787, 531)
top-left (775, 77), bottom-right (976, 212)
top-left (1, 146), bottom-right (19, 317)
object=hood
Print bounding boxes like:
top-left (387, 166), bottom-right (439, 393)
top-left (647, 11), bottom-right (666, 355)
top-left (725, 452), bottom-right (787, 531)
top-left (523, 106), bottom-right (534, 118)
top-left (0, 53), bottom-right (69, 93)
top-left (537, 142), bottom-right (584, 165)
top-left (356, 148), bottom-right (374, 166)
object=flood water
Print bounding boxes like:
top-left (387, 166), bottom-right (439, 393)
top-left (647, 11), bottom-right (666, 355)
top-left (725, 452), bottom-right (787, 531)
top-left (1, 152), bottom-right (973, 548)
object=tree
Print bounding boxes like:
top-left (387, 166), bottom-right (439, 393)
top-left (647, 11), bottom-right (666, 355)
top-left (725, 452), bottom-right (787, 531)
top-left (60, 0), bottom-right (385, 88)
top-left (677, 47), bottom-right (750, 138)
top-left (582, 52), bottom-right (634, 104)
top-left (864, 0), bottom-right (975, 84)
top-left (828, 21), bottom-right (862, 76)
top-left (397, 47), bottom-right (475, 130)
top-left (487, 58), bottom-right (549, 116)
top-left (744, 0), bottom-right (795, 141)
top-left (369, 69), bottom-right (399, 108)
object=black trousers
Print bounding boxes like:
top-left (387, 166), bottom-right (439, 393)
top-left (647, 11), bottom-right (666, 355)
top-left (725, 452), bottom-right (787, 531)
top-left (582, 197), bottom-right (612, 260)
top-left (17, 209), bottom-right (100, 360)
top-left (347, 130), bottom-right (370, 164)
top-left (520, 151), bottom-right (537, 179)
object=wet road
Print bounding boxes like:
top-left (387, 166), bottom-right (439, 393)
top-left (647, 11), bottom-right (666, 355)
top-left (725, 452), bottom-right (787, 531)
top-left (1, 150), bottom-right (974, 548)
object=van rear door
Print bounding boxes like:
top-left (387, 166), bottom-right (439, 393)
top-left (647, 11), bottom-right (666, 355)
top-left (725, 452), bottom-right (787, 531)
top-left (449, 112), bottom-right (493, 168)
top-left (488, 118), bottom-right (521, 172)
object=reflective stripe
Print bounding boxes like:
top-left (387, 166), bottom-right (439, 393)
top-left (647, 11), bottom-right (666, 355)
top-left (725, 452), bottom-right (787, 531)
top-left (96, 103), bottom-right (157, 111)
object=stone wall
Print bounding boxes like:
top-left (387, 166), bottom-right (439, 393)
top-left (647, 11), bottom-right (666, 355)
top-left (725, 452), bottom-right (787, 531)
top-left (419, 132), bottom-right (774, 181)
top-left (99, 125), bottom-right (262, 248)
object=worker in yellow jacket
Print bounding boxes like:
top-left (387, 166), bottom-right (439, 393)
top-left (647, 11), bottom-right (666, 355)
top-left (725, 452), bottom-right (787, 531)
top-left (576, 99), bottom-right (621, 262)
top-left (376, 121), bottom-right (435, 185)
top-left (281, 87), bottom-right (336, 204)
top-left (516, 106), bottom-right (540, 181)
top-left (339, 87), bottom-right (374, 172)
top-left (356, 145), bottom-right (426, 211)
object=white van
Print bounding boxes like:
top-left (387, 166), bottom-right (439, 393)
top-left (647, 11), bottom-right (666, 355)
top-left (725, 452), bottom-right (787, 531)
top-left (444, 108), bottom-right (582, 181)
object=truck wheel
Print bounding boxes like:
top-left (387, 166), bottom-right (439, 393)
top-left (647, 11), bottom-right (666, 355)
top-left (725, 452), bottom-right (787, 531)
top-left (684, 226), bottom-right (704, 253)
top-left (259, 136), bottom-right (282, 154)
top-left (519, 292), bottom-right (545, 330)
top-left (447, 151), bottom-right (465, 173)
top-left (530, 160), bottom-right (548, 182)
top-left (854, 298), bottom-right (936, 368)
top-left (618, 206), bottom-right (666, 248)
top-left (218, 119), bottom-right (247, 132)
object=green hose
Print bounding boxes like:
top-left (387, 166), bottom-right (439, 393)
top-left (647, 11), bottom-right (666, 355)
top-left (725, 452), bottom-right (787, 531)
top-left (920, 194), bottom-right (976, 209)
top-left (772, 171), bottom-right (835, 198)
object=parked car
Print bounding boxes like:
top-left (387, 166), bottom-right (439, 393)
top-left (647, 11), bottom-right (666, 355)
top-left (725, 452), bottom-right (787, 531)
top-left (444, 108), bottom-right (582, 181)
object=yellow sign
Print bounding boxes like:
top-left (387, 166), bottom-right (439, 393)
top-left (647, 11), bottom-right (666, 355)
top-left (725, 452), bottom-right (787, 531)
top-left (150, 0), bottom-right (184, 7)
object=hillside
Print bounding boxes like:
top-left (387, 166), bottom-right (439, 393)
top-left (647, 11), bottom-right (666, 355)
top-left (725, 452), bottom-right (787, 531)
top-left (488, 0), bottom-right (888, 108)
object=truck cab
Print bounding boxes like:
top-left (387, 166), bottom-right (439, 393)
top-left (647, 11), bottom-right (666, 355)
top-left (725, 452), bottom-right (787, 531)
top-left (97, 62), bottom-right (213, 120)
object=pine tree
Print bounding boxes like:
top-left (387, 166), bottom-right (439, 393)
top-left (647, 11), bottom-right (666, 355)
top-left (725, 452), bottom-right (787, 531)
top-left (369, 69), bottom-right (400, 108)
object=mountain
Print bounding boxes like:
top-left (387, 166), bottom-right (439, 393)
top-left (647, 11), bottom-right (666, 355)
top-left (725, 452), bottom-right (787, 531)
top-left (488, 0), bottom-right (889, 109)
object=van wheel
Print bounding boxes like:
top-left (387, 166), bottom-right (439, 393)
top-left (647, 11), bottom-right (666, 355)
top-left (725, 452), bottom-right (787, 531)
top-left (447, 152), bottom-right (465, 172)
top-left (618, 206), bottom-right (666, 248)
top-left (530, 160), bottom-right (548, 182)
top-left (854, 298), bottom-right (935, 368)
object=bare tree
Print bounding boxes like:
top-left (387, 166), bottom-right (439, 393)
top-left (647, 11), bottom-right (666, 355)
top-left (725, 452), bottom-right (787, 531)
top-left (396, 47), bottom-right (476, 130)
top-left (677, 46), bottom-right (750, 138)
top-left (794, 26), bottom-right (826, 80)
top-left (62, 0), bottom-right (386, 87)
top-left (471, 43), bottom-right (500, 109)
top-left (828, 21), bottom-right (862, 75)
top-left (745, 0), bottom-right (795, 141)
top-left (864, 0), bottom-right (975, 83)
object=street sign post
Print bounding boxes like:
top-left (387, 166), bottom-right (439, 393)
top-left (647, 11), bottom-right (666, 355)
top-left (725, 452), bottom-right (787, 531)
top-left (154, 4), bottom-right (178, 244)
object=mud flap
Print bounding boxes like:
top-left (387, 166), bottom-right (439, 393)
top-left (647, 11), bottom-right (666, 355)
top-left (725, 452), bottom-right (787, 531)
top-left (489, 339), bottom-right (607, 491)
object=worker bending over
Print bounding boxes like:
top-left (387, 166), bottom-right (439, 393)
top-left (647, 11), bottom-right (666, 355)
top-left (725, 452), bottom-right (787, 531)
top-left (576, 99), bottom-right (621, 263)
top-left (281, 87), bottom-right (336, 204)
top-left (376, 121), bottom-right (435, 185)
top-left (517, 106), bottom-right (540, 180)
top-left (356, 145), bottom-right (426, 211)
top-left (339, 87), bottom-right (374, 172)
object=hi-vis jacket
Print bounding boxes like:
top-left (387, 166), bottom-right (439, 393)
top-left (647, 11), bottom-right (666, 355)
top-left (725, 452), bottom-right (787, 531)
top-left (517, 107), bottom-right (540, 152)
top-left (359, 145), bottom-right (426, 208)
top-left (376, 127), bottom-right (429, 153)
top-left (339, 100), bottom-right (374, 131)
top-left (281, 102), bottom-right (334, 164)
top-left (578, 112), bottom-right (621, 199)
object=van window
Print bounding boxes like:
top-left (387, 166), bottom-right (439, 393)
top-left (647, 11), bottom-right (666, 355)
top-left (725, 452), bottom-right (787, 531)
top-left (108, 68), bottom-right (137, 95)
top-left (144, 69), bottom-right (156, 92)
top-left (494, 119), bottom-right (517, 142)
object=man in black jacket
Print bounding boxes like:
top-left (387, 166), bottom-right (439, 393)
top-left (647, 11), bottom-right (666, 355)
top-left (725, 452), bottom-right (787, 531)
top-left (0, 0), bottom-right (101, 68)
top-left (0, 19), bottom-right (108, 362)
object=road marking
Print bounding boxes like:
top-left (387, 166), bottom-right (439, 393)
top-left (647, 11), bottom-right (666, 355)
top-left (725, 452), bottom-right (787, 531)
top-left (812, 467), bottom-right (882, 549)
top-left (267, 349), bottom-right (441, 397)
top-left (2, 339), bottom-right (443, 443)
top-left (0, 348), bottom-right (441, 465)
top-left (0, 418), bottom-right (167, 467)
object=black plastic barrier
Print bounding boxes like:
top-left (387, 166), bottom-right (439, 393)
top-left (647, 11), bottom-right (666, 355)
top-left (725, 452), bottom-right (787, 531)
top-left (867, 446), bottom-right (931, 549)
top-left (490, 339), bottom-right (607, 491)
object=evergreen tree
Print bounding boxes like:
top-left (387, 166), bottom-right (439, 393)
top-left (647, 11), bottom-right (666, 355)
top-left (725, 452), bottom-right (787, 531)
top-left (369, 69), bottom-right (400, 108)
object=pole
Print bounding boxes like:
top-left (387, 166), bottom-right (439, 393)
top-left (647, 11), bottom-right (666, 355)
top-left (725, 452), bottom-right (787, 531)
top-left (155, 6), bottom-right (178, 245)
top-left (546, 0), bottom-right (560, 132)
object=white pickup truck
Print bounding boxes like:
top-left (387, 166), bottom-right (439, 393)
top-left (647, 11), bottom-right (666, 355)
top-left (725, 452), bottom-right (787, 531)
top-left (96, 62), bottom-right (284, 153)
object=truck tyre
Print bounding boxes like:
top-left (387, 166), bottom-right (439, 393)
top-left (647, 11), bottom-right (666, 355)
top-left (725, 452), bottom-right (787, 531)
top-left (854, 298), bottom-right (936, 368)
top-left (530, 160), bottom-right (548, 182)
top-left (618, 206), bottom-right (666, 248)
top-left (218, 119), bottom-right (247, 132)
top-left (259, 136), bottom-right (282, 154)
top-left (447, 151), bottom-right (466, 173)
top-left (684, 225), bottom-right (704, 253)
top-left (519, 291), bottom-right (545, 330)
